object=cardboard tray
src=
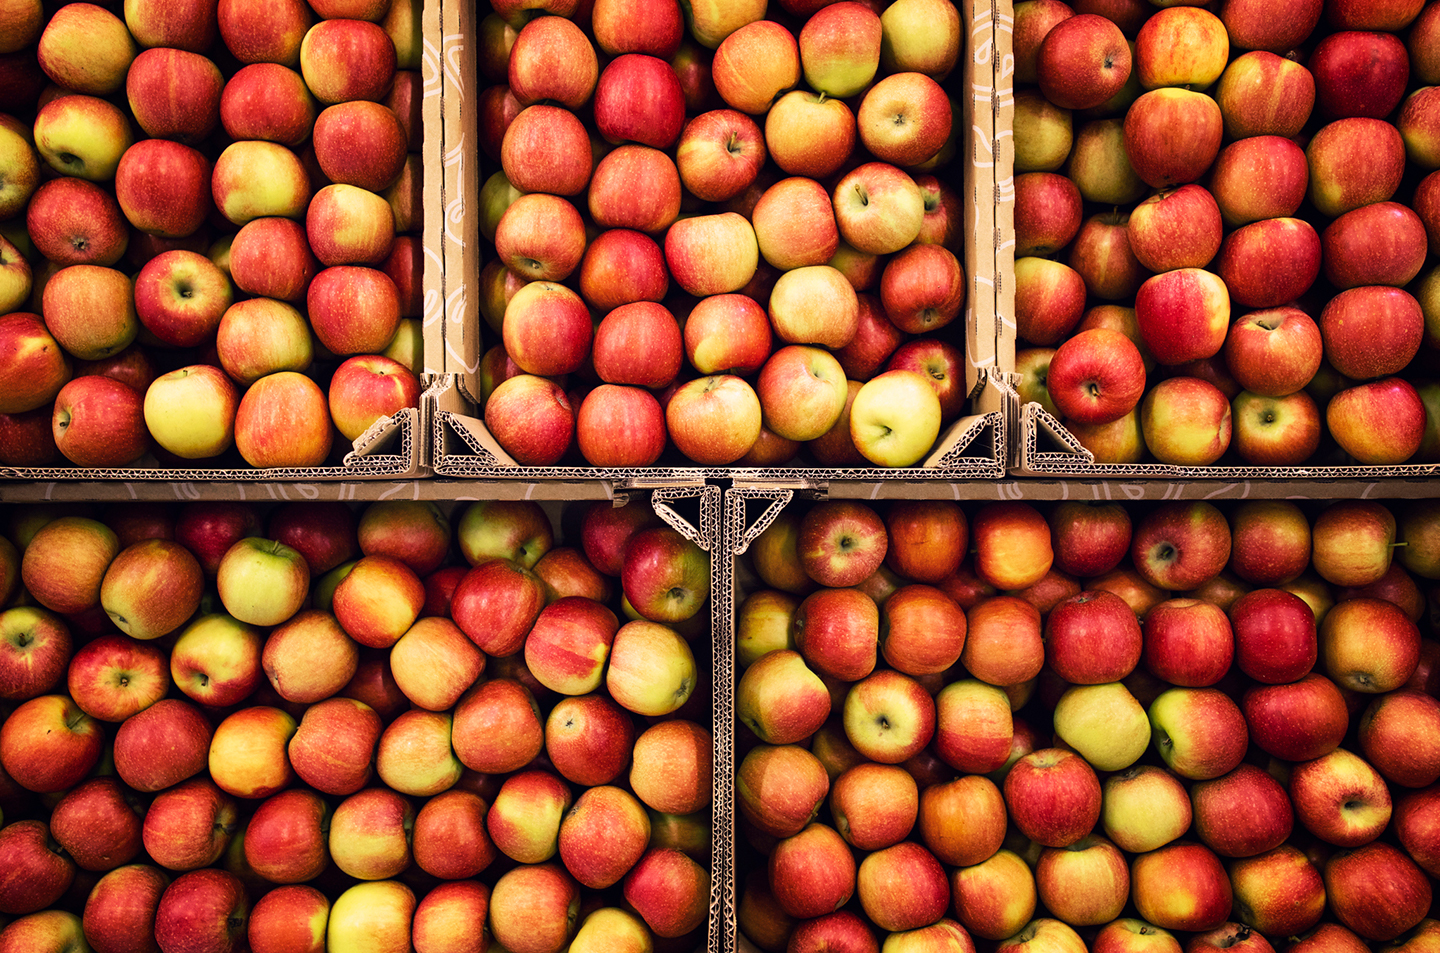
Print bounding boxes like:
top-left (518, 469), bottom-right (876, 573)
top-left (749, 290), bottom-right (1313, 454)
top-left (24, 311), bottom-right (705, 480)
top-left (0, 482), bottom-right (730, 951)
top-left (4, 0), bottom-right (450, 483)
top-left (430, 0), bottom-right (1008, 483)
top-left (988, 0), bottom-right (1440, 484)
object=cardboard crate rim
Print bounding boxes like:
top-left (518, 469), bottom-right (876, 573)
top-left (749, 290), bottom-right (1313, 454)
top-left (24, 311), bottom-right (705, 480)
top-left (1012, 396), bottom-right (1440, 481)
top-left (1, 407), bottom-right (426, 483)
top-left (430, 375), bottom-right (1008, 480)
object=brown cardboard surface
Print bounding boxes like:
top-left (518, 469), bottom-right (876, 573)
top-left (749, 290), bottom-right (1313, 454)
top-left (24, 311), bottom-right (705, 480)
top-left (993, 0), bottom-right (1016, 381)
top-left (964, 0), bottom-right (999, 398)
top-left (420, 0), bottom-right (448, 378)
top-left (438, 0), bottom-right (483, 398)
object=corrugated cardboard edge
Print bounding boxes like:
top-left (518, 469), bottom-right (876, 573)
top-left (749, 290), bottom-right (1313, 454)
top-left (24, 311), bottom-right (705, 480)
top-left (722, 485), bottom-right (794, 953)
top-left (429, 374), bottom-right (1006, 480)
top-left (438, 0), bottom-right (482, 401)
top-left (964, 0), bottom-right (998, 398)
top-left (421, 0), bottom-right (446, 378)
top-left (640, 483), bottom-right (732, 953)
top-left (993, 0), bottom-right (1016, 385)
top-left (1012, 395), bottom-right (1440, 481)
top-left (0, 407), bottom-right (425, 483)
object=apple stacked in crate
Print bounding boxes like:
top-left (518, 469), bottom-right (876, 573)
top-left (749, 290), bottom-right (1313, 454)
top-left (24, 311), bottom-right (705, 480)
top-left (0, 497), bottom-right (715, 952)
top-left (475, 0), bottom-right (968, 468)
top-left (734, 496), bottom-right (1440, 951)
top-left (0, 0), bottom-right (424, 471)
top-left (1011, 0), bottom-right (1440, 468)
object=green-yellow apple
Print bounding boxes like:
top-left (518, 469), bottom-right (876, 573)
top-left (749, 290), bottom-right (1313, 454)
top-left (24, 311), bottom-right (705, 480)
top-left (799, 2), bottom-right (881, 98)
top-left (605, 620), bottom-right (696, 717)
top-left (1054, 682), bottom-right (1149, 772)
top-left (326, 879), bottom-right (415, 953)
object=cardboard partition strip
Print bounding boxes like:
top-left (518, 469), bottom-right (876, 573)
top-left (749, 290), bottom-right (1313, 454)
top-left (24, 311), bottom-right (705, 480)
top-left (420, 0), bottom-right (446, 377)
top-left (438, 0), bottom-right (482, 396)
top-left (1013, 398), bottom-right (1440, 481)
top-left (964, 0), bottom-right (999, 398)
top-left (719, 486), bottom-right (797, 952)
top-left (993, 0), bottom-right (1016, 377)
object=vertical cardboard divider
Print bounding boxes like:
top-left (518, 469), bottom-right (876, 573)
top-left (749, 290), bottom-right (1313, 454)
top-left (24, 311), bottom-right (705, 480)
top-left (439, 0), bottom-right (482, 400)
top-left (994, 0), bottom-right (1016, 378)
top-left (964, 0), bottom-right (999, 398)
top-left (421, 0), bottom-right (446, 378)
top-left (723, 487), bottom-right (796, 952)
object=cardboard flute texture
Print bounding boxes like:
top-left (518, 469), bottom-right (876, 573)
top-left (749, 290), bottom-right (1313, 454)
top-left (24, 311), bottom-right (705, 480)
top-left (432, 0), bottom-right (1006, 481)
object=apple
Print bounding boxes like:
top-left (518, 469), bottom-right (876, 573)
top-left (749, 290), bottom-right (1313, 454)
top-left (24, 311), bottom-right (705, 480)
top-left (1328, 378), bottom-right (1426, 465)
top-left (508, 13), bottom-right (597, 108)
top-left (113, 697), bottom-right (213, 793)
top-left (832, 162), bottom-right (926, 256)
top-left (1148, 687), bottom-right (1248, 781)
top-left (210, 140), bottom-right (309, 227)
top-left (501, 104), bottom-right (592, 198)
top-left (1100, 764), bottom-right (1192, 854)
top-left (606, 620), bottom-right (697, 718)
top-left (587, 144), bottom-right (683, 235)
top-left (1037, 14), bottom-right (1131, 111)
top-left (43, 264), bottom-right (139, 362)
top-left (1319, 286), bottom-right (1423, 381)
top-left (1289, 747), bottom-right (1393, 847)
top-left (712, 19), bottom-right (799, 115)
top-left (1014, 89), bottom-right (1075, 174)
top-left (1320, 596), bottom-right (1421, 693)
top-left (1135, 6), bottom-right (1228, 90)
top-left (288, 696), bottom-right (382, 796)
top-left (664, 211), bottom-right (758, 296)
top-left (1130, 841), bottom-right (1233, 932)
top-left (246, 885), bottom-right (328, 953)
top-left (849, 370), bottom-right (943, 467)
top-left (228, 217), bottom-right (318, 304)
top-left (0, 313), bottom-right (70, 416)
top-left (82, 864), bottom-right (171, 953)
top-left (1140, 376), bottom-right (1232, 467)
top-left (37, 3), bottom-right (136, 96)
top-left (1004, 749), bottom-right (1101, 848)
top-left (578, 229), bottom-right (669, 314)
top-left (763, 91), bottom-right (854, 181)
top-left (799, 1), bottom-right (881, 98)
top-left (31, 93), bottom-right (134, 184)
top-left (1324, 842), bottom-right (1432, 941)
top-left (961, 595), bottom-right (1045, 688)
top-left (326, 880), bottom-right (414, 953)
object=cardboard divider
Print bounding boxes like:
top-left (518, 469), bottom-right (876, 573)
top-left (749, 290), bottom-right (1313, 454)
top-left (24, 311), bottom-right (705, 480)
top-left (721, 485), bottom-right (795, 953)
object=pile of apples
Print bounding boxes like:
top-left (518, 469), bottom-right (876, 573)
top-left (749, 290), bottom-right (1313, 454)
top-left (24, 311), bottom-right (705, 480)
top-left (473, 0), bottom-right (969, 469)
top-left (733, 495), bottom-right (1440, 951)
top-left (0, 0), bottom-right (425, 472)
top-left (0, 495), bottom-right (715, 953)
top-left (1011, 0), bottom-right (1440, 469)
